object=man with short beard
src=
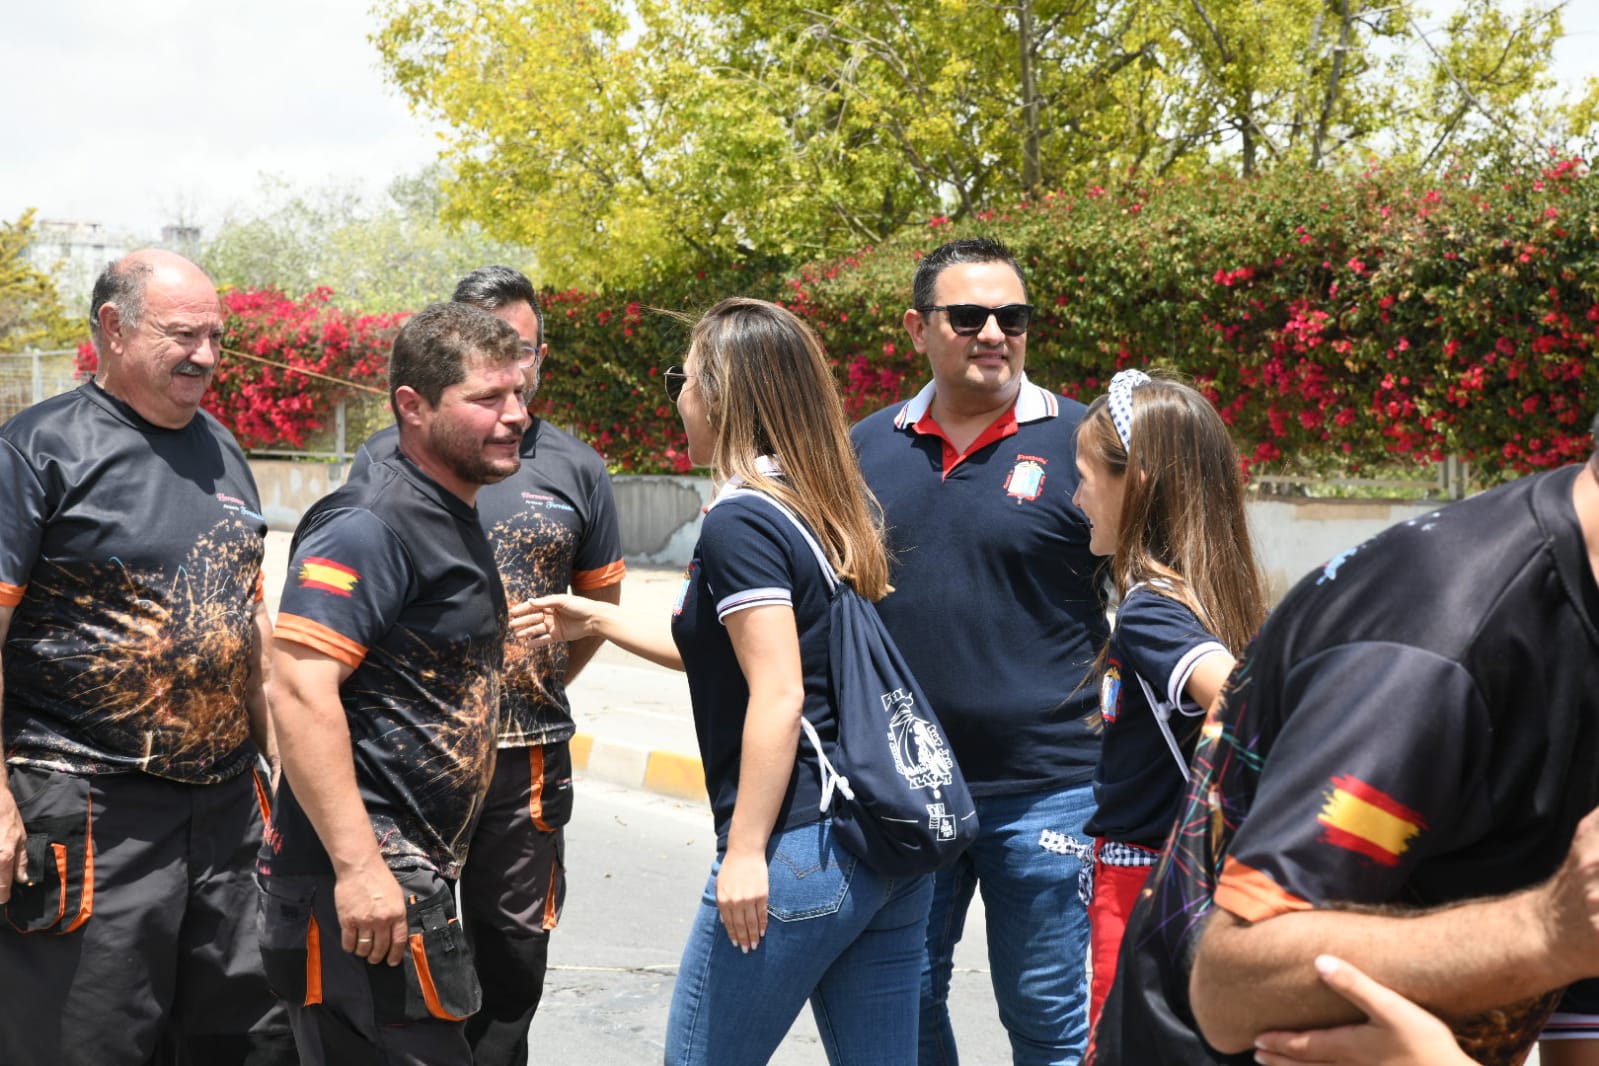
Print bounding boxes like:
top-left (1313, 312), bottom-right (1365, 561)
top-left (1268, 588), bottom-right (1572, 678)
top-left (258, 302), bottom-right (529, 1064)
top-left (349, 266), bottom-right (626, 1066)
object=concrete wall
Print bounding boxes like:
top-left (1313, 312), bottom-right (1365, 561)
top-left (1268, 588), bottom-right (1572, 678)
top-left (608, 476), bottom-right (715, 566)
top-left (253, 459), bottom-right (343, 532)
top-left (1248, 496), bottom-right (1439, 601)
top-left (250, 460), bottom-right (1442, 600)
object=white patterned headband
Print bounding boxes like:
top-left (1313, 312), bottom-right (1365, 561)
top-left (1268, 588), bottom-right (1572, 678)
top-left (1107, 369), bottom-right (1151, 452)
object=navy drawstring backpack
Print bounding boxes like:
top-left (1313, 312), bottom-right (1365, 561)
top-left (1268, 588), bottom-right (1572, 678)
top-left (726, 488), bottom-right (979, 876)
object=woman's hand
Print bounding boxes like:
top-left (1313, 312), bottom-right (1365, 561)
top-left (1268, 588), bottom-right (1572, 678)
top-left (511, 594), bottom-right (594, 644)
top-left (1252, 955), bottom-right (1471, 1065)
top-left (715, 846), bottom-right (770, 953)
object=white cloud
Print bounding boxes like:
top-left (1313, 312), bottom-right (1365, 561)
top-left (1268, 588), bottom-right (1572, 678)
top-left (0, 1), bottom-right (441, 239)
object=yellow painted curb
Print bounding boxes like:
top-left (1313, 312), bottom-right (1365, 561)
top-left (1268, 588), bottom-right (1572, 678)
top-left (643, 750), bottom-right (708, 803)
top-left (569, 733), bottom-right (594, 770)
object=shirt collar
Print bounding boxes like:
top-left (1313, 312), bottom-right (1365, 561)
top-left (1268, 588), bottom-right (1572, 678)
top-left (892, 374), bottom-right (1059, 429)
top-left (711, 455), bottom-right (784, 511)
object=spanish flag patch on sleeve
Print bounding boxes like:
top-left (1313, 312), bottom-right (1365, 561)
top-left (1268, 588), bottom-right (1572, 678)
top-left (1317, 774), bottom-right (1426, 867)
top-left (298, 556), bottom-right (361, 597)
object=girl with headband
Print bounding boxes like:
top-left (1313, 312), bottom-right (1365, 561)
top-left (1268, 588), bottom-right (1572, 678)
top-left (1070, 368), bottom-right (1267, 1039)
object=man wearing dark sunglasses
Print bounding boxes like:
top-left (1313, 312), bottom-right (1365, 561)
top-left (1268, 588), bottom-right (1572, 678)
top-left (347, 266), bottom-right (626, 1066)
top-left (851, 237), bottom-right (1109, 1066)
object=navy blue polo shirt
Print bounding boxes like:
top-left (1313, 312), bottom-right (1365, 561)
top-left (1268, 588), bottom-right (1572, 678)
top-left (669, 486), bottom-right (837, 849)
top-left (1085, 583), bottom-right (1227, 849)
top-left (351, 420), bottom-right (626, 747)
top-left (265, 455), bottom-right (507, 879)
top-left (0, 382), bottom-right (267, 785)
top-left (852, 378), bottom-right (1109, 796)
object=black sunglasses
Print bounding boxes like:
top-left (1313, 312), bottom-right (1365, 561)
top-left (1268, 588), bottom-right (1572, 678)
top-left (918, 303), bottom-right (1035, 337)
top-left (663, 365), bottom-right (689, 403)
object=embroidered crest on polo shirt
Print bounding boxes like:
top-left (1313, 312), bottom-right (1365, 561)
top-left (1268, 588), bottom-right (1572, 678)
top-left (1317, 774), bottom-right (1426, 867)
top-left (1004, 454), bottom-right (1047, 502)
top-left (1101, 660), bottom-right (1123, 724)
top-left (673, 563), bottom-right (694, 616)
top-left (297, 556), bottom-right (361, 597)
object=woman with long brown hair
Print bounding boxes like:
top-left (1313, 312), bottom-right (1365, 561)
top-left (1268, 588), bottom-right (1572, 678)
top-left (516, 298), bottom-right (927, 1065)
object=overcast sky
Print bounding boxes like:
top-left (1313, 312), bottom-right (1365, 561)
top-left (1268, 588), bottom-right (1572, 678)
top-left (1, 1), bottom-right (1595, 242)
top-left (0, 2), bottom-right (441, 238)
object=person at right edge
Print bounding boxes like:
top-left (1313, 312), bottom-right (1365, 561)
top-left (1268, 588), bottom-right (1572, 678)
top-left (852, 236), bottom-right (1109, 1065)
top-left (1089, 408), bottom-right (1599, 1066)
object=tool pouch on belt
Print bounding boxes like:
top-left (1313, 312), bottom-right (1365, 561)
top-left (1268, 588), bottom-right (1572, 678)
top-left (372, 881), bottom-right (482, 1024)
top-left (257, 875), bottom-right (323, 1007)
top-left (3, 770), bottom-right (93, 935)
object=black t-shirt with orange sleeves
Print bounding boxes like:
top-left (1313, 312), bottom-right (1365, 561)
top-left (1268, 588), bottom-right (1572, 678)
top-left (1092, 464), bottom-right (1599, 1066)
top-left (349, 419), bottom-right (626, 748)
top-left (264, 455), bottom-right (508, 880)
top-left (0, 382), bottom-right (267, 785)
top-left (851, 376), bottom-right (1108, 796)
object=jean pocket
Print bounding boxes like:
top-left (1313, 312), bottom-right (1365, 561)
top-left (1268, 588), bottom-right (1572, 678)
top-left (3, 770), bottom-right (93, 935)
top-left (256, 875), bottom-right (323, 1007)
top-left (372, 881), bottom-right (482, 1023)
top-left (766, 821), bottom-right (857, 923)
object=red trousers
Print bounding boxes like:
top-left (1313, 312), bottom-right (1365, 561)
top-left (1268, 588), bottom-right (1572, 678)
top-left (1087, 841), bottom-right (1159, 1034)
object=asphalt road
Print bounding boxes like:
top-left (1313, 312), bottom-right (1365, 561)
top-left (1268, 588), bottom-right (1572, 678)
top-left (535, 777), bottom-right (1012, 1064)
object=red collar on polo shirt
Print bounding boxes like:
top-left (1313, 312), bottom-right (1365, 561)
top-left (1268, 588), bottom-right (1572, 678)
top-left (893, 376), bottom-right (1061, 478)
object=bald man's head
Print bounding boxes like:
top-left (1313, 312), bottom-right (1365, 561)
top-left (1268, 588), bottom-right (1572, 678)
top-left (90, 250), bottom-right (224, 429)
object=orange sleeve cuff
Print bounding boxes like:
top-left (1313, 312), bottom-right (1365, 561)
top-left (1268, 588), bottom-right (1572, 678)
top-left (0, 581), bottom-right (23, 608)
top-left (1214, 857), bottom-right (1314, 923)
top-left (274, 613), bottom-right (368, 671)
top-left (572, 559), bottom-right (627, 592)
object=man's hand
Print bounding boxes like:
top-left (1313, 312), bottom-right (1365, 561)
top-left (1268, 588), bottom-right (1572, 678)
top-left (1543, 805), bottom-right (1599, 983)
top-left (334, 857), bottom-right (408, 967)
top-left (0, 782), bottom-right (27, 904)
top-left (1253, 955), bottom-right (1472, 1065)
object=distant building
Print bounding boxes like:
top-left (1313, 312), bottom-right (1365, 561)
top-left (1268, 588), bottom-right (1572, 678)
top-left (22, 220), bottom-right (137, 312)
top-left (24, 219), bottom-right (202, 311)
top-left (161, 224), bottom-right (201, 245)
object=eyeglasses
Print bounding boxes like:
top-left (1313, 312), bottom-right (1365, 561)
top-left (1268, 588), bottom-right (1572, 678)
top-left (663, 365), bottom-right (689, 403)
top-left (917, 303), bottom-right (1035, 337)
top-left (517, 344), bottom-right (542, 369)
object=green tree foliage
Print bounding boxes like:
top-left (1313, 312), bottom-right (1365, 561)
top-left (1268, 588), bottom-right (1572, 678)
top-left (201, 168), bottom-right (535, 313)
top-left (374, 0), bottom-right (1585, 289)
top-left (0, 210), bottom-right (79, 353)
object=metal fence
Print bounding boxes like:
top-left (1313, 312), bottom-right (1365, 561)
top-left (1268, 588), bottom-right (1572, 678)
top-left (0, 349), bottom-right (82, 425)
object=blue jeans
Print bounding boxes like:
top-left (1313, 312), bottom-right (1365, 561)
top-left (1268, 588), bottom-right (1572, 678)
top-left (665, 818), bottom-right (933, 1065)
top-left (919, 783), bottom-right (1095, 1066)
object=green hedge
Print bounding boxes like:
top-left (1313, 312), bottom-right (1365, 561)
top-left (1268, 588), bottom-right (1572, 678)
top-left (534, 160), bottom-right (1597, 480)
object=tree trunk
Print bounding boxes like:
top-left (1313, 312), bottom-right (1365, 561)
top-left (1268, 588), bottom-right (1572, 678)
top-left (1018, 0), bottom-right (1043, 195)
